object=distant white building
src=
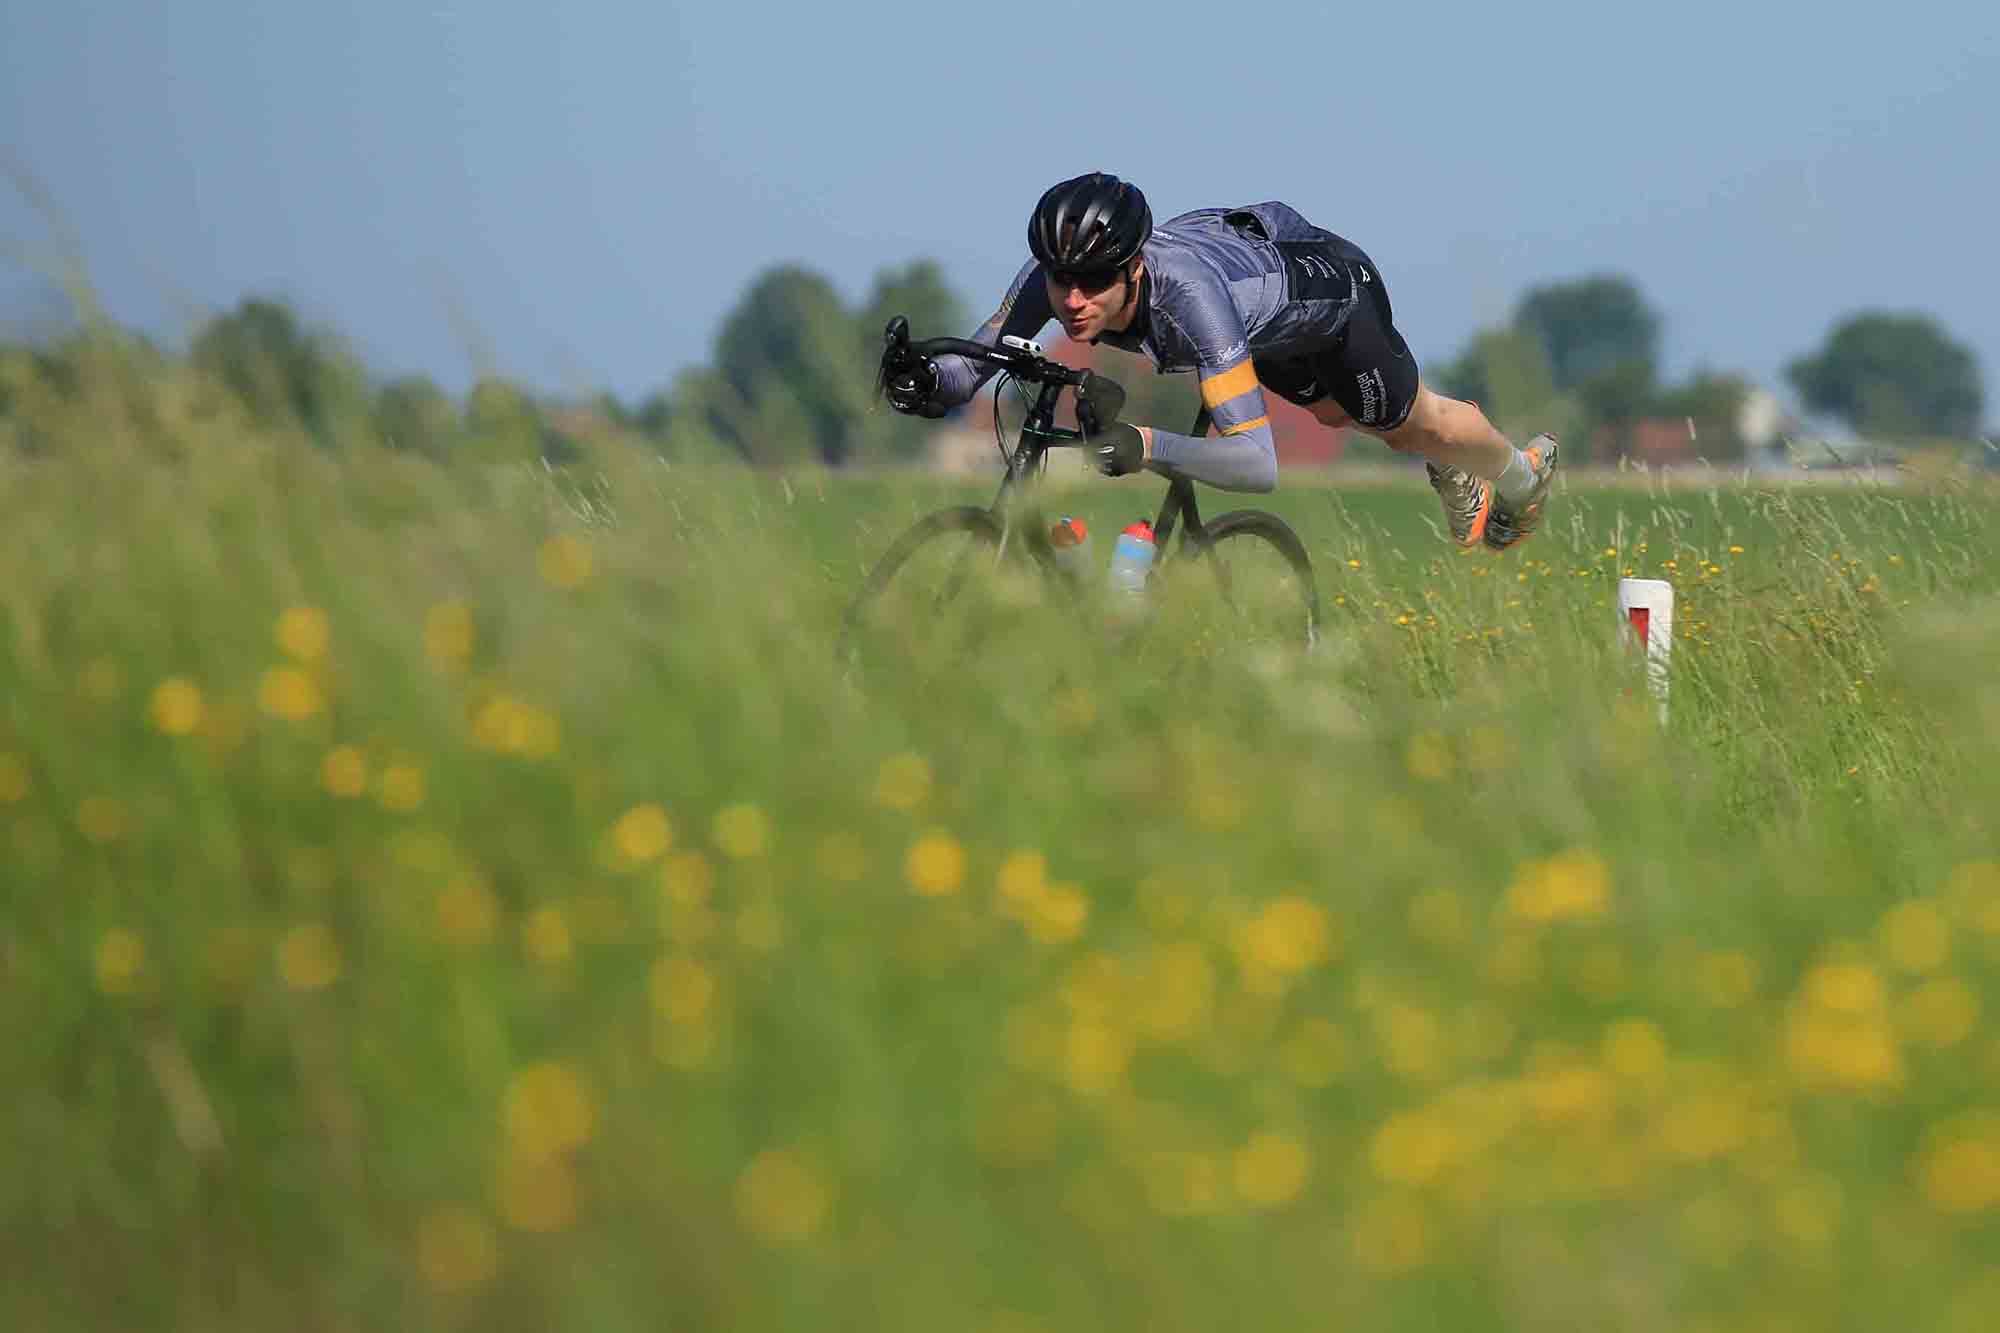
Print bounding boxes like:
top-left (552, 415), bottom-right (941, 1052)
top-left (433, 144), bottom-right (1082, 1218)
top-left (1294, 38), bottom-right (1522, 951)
top-left (1737, 387), bottom-right (1786, 451)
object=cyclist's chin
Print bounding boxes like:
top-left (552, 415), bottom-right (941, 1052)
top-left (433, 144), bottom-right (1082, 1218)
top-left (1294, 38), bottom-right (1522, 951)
top-left (1063, 318), bottom-right (1095, 340)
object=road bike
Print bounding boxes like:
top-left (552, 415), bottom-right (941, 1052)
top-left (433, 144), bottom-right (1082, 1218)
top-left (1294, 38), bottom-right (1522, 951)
top-left (842, 318), bottom-right (1319, 668)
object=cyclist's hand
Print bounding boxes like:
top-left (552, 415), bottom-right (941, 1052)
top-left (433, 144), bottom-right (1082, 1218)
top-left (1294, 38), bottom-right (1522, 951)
top-left (1092, 422), bottom-right (1146, 477)
top-left (882, 354), bottom-right (940, 416)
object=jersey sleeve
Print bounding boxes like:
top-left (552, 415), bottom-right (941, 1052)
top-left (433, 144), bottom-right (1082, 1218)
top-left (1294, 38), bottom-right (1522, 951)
top-left (1141, 266), bottom-right (1278, 492)
top-left (929, 260), bottom-right (1054, 410)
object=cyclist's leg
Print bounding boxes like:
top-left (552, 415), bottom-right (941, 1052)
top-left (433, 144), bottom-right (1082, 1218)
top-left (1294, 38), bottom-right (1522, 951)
top-left (1303, 240), bottom-right (1515, 479)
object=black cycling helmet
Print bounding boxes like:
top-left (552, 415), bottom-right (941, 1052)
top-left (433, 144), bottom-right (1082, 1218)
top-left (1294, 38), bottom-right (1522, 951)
top-left (1027, 172), bottom-right (1153, 273)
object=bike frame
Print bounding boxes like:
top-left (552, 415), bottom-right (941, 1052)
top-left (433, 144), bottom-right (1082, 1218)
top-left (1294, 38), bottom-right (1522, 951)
top-left (982, 370), bottom-right (1218, 580)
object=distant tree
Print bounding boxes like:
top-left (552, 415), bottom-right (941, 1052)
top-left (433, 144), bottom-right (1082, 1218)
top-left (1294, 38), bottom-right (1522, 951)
top-left (631, 389), bottom-right (673, 438)
top-left (859, 260), bottom-right (967, 348)
top-left (1786, 311), bottom-right (1984, 440)
top-left (463, 375), bottom-right (553, 462)
top-left (713, 265), bottom-right (871, 464)
top-left (849, 260), bottom-right (975, 462)
top-left (374, 375), bottom-right (460, 456)
top-left (1514, 275), bottom-right (1662, 391)
top-left (1435, 328), bottom-right (1559, 425)
top-left (190, 298), bottom-right (369, 445)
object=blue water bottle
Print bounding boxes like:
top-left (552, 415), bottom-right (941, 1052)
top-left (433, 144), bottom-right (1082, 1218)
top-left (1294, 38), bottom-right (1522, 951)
top-left (1109, 519), bottom-right (1156, 602)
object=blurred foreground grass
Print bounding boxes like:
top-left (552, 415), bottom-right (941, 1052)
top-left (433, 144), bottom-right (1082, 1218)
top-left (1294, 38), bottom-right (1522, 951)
top-left (5, 438), bottom-right (2000, 1332)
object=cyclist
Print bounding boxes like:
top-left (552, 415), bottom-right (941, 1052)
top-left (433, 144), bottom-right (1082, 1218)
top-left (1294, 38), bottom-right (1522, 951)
top-left (882, 171), bottom-right (1556, 549)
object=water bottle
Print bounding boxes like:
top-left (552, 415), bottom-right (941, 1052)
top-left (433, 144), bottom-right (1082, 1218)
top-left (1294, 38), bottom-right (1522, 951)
top-left (1048, 516), bottom-right (1089, 578)
top-left (1108, 520), bottom-right (1156, 603)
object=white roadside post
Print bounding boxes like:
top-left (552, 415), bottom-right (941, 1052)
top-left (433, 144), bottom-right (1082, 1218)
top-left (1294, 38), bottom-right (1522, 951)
top-left (1617, 577), bottom-right (1674, 722)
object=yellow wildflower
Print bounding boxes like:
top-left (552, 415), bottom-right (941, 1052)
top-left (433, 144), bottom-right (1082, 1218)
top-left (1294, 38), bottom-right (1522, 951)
top-left (611, 803), bottom-right (673, 865)
top-left (1350, 1194), bottom-right (1431, 1274)
top-left (1234, 895), bottom-right (1332, 986)
top-left (996, 850), bottom-right (1047, 915)
top-left (1234, 1131), bottom-right (1310, 1207)
top-left (1947, 861), bottom-right (2000, 933)
top-left (905, 830), bottom-right (966, 897)
top-left (77, 796), bottom-right (128, 844)
top-left (1915, 1113), bottom-right (2000, 1214)
top-left (378, 761), bottom-right (426, 813)
top-left (1133, 942), bottom-right (1213, 1044)
top-left (1377, 1005), bottom-right (1446, 1081)
top-left (1404, 731), bottom-right (1453, 781)
top-left (278, 923), bottom-right (342, 990)
top-left (1602, 1018), bottom-right (1669, 1081)
top-left (872, 752), bottom-right (932, 810)
top-left (321, 745), bottom-right (368, 797)
top-left (1063, 1020), bottom-right (1129, 1097)
top-left (1899, 977), bottom-right (1978, 1048)
top-left (662, 850), bottom-right (714, 907)
top-left (536, 535), bottom-right (593, 589)
top-left (259, 666), bottom-right (325, 721)
top-left (650, 955), bottom-right (715, 1025)
top-left (275, 606), bottom-right (330, 662)
top-left (0, 753), bottom-right (28, 803)
top-left (438, 874), bottom-right (498, 947)
top-left (149, 678), bottom-right (204, 735)
top-left (1503, 848), bottom-right (1610, 924)
top-left (497, 1155), bottom-right (578, 1233)
top-left (503, 1062), bottom-right (596, 1163)
top-left (1660, 1090), bottom-right (1751, 1161)
top-left (1787, 962), bottom-right (1902, 1092)
top-left (1877, 900), bottom-right (1950, 974)
top-left (95, 928), bottom-right (147, 996)
top-left (521, 907), bottom-right (572, 967)
top-left (1371, 1112), bottom-right (1458, 1186)
top-left (1025, 882), bottom-right (1089, 944)
top-left (1806, 961), bottom-right (1885, 1014)
top-left (712, 803), bottom-right (770, 860)
top-left (415, 1206), bottom-right (499, 1293)
top-left (424, 601), bottom-right (476, 671)
top-left (735, 1149), bottom-right (832, 1244)
top-left (1143, 1151), bottom-right (1223, 1218)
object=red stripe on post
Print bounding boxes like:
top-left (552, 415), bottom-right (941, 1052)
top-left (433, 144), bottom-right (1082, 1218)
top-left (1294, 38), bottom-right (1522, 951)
top-left (1628, 606), bottom-right (1650, 645)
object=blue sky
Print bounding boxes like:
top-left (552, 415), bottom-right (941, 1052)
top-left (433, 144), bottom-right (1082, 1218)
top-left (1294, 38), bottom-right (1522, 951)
top-left (2, 0), bottom-right (1994, 418)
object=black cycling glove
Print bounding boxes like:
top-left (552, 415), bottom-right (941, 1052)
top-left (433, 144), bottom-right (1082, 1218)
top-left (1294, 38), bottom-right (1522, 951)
top-left (881, 347), bottom-right (942, 417)
top-left (1091, 422), bottom-right (1146, 477)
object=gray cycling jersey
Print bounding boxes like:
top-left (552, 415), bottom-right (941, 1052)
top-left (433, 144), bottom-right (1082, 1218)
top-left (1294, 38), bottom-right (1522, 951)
top-left (932, 201), bottom-right (1366, 491)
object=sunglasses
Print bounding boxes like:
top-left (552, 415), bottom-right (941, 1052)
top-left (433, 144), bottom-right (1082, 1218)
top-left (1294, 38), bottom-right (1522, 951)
top-left (1047, 266), bottom-right (1125, 296)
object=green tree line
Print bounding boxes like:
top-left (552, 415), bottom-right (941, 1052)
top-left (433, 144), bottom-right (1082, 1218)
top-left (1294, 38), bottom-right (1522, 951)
top-left (1431, 276), bottom-right (1987, 463)
top-left (1, 261), bottom-right (1985, 466)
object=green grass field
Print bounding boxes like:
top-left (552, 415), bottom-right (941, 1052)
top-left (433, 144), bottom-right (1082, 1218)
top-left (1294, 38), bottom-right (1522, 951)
top-left (6, 440), bottom-right (2000, 1331)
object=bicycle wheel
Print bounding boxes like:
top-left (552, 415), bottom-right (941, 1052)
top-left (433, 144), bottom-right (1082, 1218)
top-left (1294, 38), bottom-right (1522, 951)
top-left (841, 506), bottom-right (1040, 674)
top-left (1171, 509), bottom-right (1320, 653)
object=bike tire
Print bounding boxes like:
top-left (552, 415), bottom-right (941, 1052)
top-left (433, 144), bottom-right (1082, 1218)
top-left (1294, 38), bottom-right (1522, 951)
top-left (1184, 509), bottom-right (1321, 651)
top-left (840, 506), bottom-right (1008, 666)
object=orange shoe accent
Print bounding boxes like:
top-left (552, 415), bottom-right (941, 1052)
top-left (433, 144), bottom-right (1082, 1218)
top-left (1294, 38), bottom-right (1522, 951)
top-left (1461, 483), bottom-right (1492, 547)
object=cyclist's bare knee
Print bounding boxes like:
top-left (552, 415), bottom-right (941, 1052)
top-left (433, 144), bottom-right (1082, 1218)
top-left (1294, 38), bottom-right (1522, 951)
top-left (1375, 385), bottom-right (1449, 453)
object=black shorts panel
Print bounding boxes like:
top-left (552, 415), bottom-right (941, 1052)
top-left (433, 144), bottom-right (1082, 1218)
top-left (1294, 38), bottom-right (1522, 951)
top-left (1253, 238), bottom-right (1420, 431)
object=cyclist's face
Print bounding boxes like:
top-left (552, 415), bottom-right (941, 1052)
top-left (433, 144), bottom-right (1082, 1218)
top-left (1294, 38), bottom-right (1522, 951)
top-left (1044, 262), bottom-right (1137, 342)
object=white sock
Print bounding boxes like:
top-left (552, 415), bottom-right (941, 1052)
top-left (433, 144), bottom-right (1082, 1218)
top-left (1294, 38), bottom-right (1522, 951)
top-left (1493, 447), bottom-right (1538, 503)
